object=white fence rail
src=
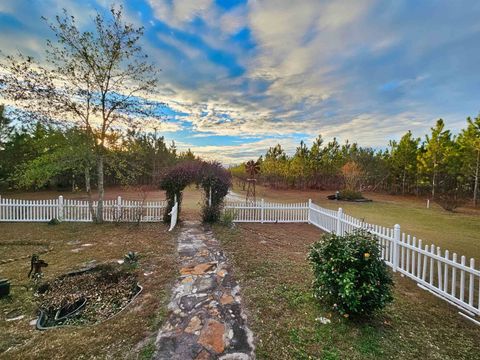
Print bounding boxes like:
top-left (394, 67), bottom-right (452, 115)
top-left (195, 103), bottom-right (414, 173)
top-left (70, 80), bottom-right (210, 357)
top-left (224, 199), bottom-right (480, 319)
top-left (0, 195), bottom-right (167, 223)
top-left (224, 199), bottom-right (309, 223)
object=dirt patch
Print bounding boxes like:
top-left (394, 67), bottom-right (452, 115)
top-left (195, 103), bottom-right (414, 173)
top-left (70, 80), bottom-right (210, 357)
top-left (38, 264), bottom-right (140, 327)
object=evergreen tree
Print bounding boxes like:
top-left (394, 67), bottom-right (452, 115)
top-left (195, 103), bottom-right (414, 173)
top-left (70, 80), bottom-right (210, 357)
top-left (389, 131), bottom-right (420, 194)
top-left (418, 119), bottom-right (455, 199)
top-left (457, 115), bottom-right (480, 206)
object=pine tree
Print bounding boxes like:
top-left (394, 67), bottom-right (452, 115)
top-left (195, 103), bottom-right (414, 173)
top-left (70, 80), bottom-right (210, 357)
top-left (457, 115), bottom-right (480, 206)
top-left (390, 131), bottom-right (420, 194)
top-left (418, 119), bottom-right (455, 199)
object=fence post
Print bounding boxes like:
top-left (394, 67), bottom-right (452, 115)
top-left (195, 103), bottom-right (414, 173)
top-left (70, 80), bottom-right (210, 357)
top-left (117, 196), bottom-right (122, 220)
top-left (307, 199), bottom-right (312, 223)
top-left (393, 224), bottom-right (401, 272)
top-left (58, 195), bottom-right (64, 221)
top-left (336, 207), bottom-right (343, 235)
top-left (261, 198), bottom-right (264, 223)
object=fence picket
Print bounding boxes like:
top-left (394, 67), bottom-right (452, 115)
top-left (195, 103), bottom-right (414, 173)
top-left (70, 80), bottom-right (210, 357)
top-left (0, 195), bottom-right (166, 223)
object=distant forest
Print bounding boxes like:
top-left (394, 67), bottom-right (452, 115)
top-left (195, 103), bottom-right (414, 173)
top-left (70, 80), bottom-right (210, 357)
top-left (0, 105), bottom-right (196, 191)
top-left (230, 116), bottom-right (480, 208)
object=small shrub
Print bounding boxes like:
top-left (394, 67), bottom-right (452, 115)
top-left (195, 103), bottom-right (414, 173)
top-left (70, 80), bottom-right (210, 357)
top-left (308, 231), bottom-right (393, 317)
top-left (436, 192), bottom-right (468, 212)
top-left (219, 209), bottom-right (236, 227)
top-left (48, 218), bottom-right (60, 225)
top-left (124, 251), bottom-right (140, 267)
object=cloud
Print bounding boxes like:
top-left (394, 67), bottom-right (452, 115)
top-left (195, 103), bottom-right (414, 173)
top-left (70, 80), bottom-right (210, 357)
top-left (176, 137), bottom-right (300, 165)
top-left (1, 0), bottom-right (480, 165)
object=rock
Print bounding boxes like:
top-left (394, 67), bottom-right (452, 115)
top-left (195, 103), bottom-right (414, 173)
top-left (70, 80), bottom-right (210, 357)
top-left (180, 294), bottom-right (208, 311)
top-left (185, 316), bottom-right (203, 334)
top-left (182, 276), bottom-right (194, 284)
top-left (217, 269), bottom-right (228, 277)
top-left (198, 320), bottom-right (225, 354)
top-left (196, 249), bottom-right (209, 257)
top-left (181, 262), bottom-right (217, 276)
top-left (29, 318), bottom-right (38, 326)
top-left (194, 277), bottom-right (216, 293)
top-left (195, 349), bottom-right (212, 360)
top-left (220, 293), bottom-right (234, 305)
top-left (219, 354), bottom-right (252, 360)
top-left (316, 316), bottom-right (331, 324)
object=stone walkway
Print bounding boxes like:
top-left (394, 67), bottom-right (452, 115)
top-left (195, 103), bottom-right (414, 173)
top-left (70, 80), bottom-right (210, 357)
top-left (155, 221), bottom-right (255, 360)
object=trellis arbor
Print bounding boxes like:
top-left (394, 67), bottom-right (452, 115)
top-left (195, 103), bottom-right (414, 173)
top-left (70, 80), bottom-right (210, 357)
top-left (159, 161), bottom-right (231, 223)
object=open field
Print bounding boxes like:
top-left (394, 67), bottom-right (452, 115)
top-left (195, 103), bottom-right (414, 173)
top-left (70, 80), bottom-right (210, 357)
top-left (232, 183), bottom-right (480, 260)
top-left (0, 221), bottom-right (176, 359)
top-left (213, 222), bottom-right (480, 360)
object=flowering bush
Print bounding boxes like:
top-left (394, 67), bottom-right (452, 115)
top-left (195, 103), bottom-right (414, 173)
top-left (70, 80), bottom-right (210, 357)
top-left (308, 231), bottom-right (393, 317)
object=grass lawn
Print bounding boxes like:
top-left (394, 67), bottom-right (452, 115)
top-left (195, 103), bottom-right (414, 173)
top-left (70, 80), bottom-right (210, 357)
top-left (213, 222), bottom-right (480, 360)
top-left (0, 221), bottom-right (177, 359)
top-left (232, 183), bottom-right (480, 260)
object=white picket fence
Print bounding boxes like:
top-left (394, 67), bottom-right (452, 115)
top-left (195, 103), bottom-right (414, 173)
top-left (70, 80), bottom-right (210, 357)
top-left (224, 199), bottom-right (480, 321)
top-left (0, 195), bottom-right (167, 223)
top-left (224, 199), bottom-right (309, 223)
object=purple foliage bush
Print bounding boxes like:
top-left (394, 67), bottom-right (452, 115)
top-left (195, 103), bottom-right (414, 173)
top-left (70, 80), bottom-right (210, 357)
top-left (159, 160), bottom-right (231, 223)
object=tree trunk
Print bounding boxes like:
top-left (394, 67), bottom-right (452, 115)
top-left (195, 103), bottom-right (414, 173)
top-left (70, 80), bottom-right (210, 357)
top-left (96, 154), bottom-right (105, 223)
top-left (432, 168), bottom-right (436, 199)
top-left (474, 150), bottom-right (479, 207)
top-left (85, 166), bottom-right (97, 221)
top-left (402, 169), bottom-right (406, 195)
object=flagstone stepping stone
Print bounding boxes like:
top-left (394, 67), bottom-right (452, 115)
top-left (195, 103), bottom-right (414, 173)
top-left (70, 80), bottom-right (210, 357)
top-left (198, 319), bottom-right (225, 353)
top-left (155, 221), bottom-right (254, 359)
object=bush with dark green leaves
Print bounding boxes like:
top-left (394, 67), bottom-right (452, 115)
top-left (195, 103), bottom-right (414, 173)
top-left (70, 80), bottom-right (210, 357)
top-left (308, 231), bottom-right (393, 317)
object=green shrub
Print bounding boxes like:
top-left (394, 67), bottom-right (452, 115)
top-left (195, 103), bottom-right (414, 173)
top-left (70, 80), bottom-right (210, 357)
top-left (308, 231), bottom-right (393, 317)
top-left (124, 251), bottom-right (140, 268)
top-left (48, 218), bottom-right (60, 225)
top-left (219, 209), bottom-right (236, 227)
top-left (339, 189), bottom-right (364, 201)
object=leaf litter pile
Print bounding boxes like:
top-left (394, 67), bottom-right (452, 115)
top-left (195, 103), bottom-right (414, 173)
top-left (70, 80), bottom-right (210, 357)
top-left (38, 264), bottom-right (140, 327)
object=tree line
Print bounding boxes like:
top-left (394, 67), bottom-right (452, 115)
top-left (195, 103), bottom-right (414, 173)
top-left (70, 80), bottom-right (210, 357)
top-left (230, 117), bottom-right (480, 208)
top-left (0, 105), bottom-right (196, 192)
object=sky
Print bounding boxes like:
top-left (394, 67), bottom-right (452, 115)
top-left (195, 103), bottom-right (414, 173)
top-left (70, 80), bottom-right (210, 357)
top-left (0, 0), bottom-right (479, 164)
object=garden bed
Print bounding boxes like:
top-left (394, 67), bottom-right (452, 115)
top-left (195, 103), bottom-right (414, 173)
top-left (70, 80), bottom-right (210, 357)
top-left (36, 264), bottom-right (142, 329)
top-left (327, 194), bottom-right (372, 202)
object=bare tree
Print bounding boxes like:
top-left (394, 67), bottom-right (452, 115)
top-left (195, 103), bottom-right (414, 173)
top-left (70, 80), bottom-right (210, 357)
top-left (0, 5), bottom-right (161, 222)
